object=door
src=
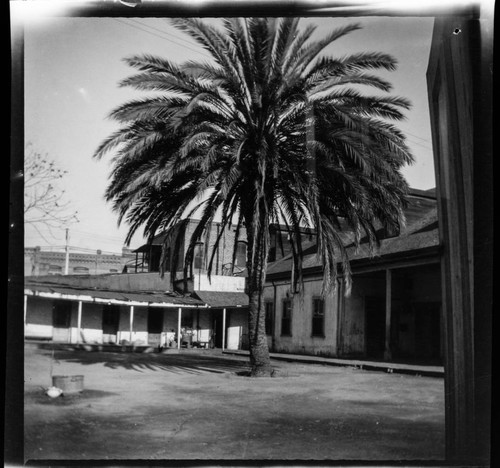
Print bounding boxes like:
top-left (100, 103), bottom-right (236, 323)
top-left (414, 302), bottom-right (441, 362)
top-left (365, 297), bottom-right (386, 359)
top-left (148, 308), bottom-right (163, 346)
top-left (52, 300), bottom-right (72, 342)
top-left (212, 309), bottom-right (223, 348)
top-left (102, 305), bottom-right (120, 344)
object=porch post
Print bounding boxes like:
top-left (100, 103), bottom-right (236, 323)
top-left (177, 307), bottom-right (182, 350)
top-left (129, 305), bottom-right (134, 342)
top-left (384, 269), bottom-right (392, 361)
top-left (222, 308), bottom-right (227, 350)
top-left (77, 301), bottom-right (82, 344)
top-left (24, 295), bottom-right (27, 337)
top-left (336, 279), bottom-right (345, 356)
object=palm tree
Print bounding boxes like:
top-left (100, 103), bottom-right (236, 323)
top-left (94, 17), bottom-right (413, 376)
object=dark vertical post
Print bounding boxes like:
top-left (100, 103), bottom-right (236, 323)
top-left (6, 15), bottom-right (24, 465)
top-left (384, 269), bottom-right (392, 361)
top-left (336, 278), bottom-right (345, 356)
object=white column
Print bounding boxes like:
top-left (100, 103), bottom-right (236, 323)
top-left (24, 295), bottom-right (27, 337)
top-left (222, 308), bottom-right (227, 351)
top-left (77, 301), bottom-right (82, 344)
top-left (177, 308), bottom-right (182, 350)
top-left (129, 305), bottom-right (134, 342)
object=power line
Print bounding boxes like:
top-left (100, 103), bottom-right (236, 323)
top-left (405, 138), bottom-right (433, 151)
top-left (404, 130), bottom-right (431, 143)
top-left (129, 19), bottom-right (208, 51)
top-left (114, 18), bottom-right (212, 60)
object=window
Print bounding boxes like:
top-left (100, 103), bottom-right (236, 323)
top-left (235, 241), bottom-right (247, 268)
top-left (73, 266), bottom-right (89, 273)
top-left (48, 264), bottom-right (62, 274)
top-left (312, 298), bottom-right (325, 337)
top-left (53, 301), bottom-right (71, 327)
top-left (265, 302), bottom-right (274, 335)
top-left (181, 310), bottom-right (193, 328)
top-left (102, 305), bottom-right (120, 333)
top-left (193, 243), bottom-right (204, 270)
top-left (281, 299), bottom-right (292, 336)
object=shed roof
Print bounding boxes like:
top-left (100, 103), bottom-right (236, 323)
top-left (194, 291), bottom-right (249, 308)
top-left (24, 277), bottom-right (205, 307)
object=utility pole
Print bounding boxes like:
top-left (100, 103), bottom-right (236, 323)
top-left (64, 228), bottom-right (70, 275)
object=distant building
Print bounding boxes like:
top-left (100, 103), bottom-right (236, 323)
top-left (24, 246), bottom-right (137, 276)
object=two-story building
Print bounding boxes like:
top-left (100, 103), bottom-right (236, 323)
top-left (24, 188), bottom-right (441, 364)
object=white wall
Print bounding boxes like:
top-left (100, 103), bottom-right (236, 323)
top-left (263, 277), bottom-right (339, 356)
top-left (227, 309), bottom-right (247, 350)
top-left (196, 274), bottom-right (246, 292)
top-left (25, 296), bottom-right (53, 339)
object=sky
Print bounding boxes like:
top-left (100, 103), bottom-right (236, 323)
top-left (18, 11), bottom-right (436, 254)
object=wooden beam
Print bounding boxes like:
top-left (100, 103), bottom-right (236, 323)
top-left (384, 269), bottom-right (392, 361)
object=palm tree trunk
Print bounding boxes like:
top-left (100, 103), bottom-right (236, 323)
top-left (247, 276), bottom-right (273, 376)
top-left (245, 214), bottom-right (273, 377)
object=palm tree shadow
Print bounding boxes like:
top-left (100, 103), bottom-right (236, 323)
top-left (53, 349), bottom-right (251, 375)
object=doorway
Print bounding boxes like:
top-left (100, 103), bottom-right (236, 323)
top-left (102, 305), bottom-right (120, 344)
top-left (148, 308), bottom-right (163, 346)
top-left (212, 309), bottom-right (223, 348)
top-left (52, 300), bottom-right (72, 342)
top-left (365, 296), bottom-right (386, 359)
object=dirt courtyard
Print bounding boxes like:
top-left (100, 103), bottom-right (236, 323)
top-left (24, 343), bottom-right (445, 461)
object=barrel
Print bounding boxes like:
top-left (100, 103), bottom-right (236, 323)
top-left (52, 375), bottom-right (84, 393)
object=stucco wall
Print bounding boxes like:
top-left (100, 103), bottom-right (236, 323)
top-left (78, 302), bottom-right (104, 344)
top-left (116, 305), bottom-right (147, 344)
top-left (264, 277), bottom-right (338, 356)
top-left (25, 296), bottom-right (53, 339)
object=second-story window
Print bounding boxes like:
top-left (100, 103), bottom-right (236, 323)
top-left (193, 243), bottom-right (204, 270)
top-left (235, 241), bottom-right (247, 269)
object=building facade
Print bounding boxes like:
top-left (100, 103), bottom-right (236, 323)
top-left (24, 189), bottom-right (441, 364)
top-left (25, 246), bottom-right (137, 276)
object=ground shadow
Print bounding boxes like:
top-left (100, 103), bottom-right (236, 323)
top-left (25, 388), bottom-right (118, 406)
top-left (50, 349), bottom-right (252, 375)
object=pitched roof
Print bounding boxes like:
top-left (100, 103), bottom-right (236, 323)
top-left (266, 194), bottom-right (440, 278)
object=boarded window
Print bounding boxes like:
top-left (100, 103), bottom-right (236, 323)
top-left (281, 299), bottom-right (292, 336)
top-left (312, 298), bottom-right (325, 337)
top-left (265, 302), bottom-right (274, 335)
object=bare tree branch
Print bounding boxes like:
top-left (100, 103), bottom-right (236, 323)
top-left (24, 142), bottom-right (79, 232)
